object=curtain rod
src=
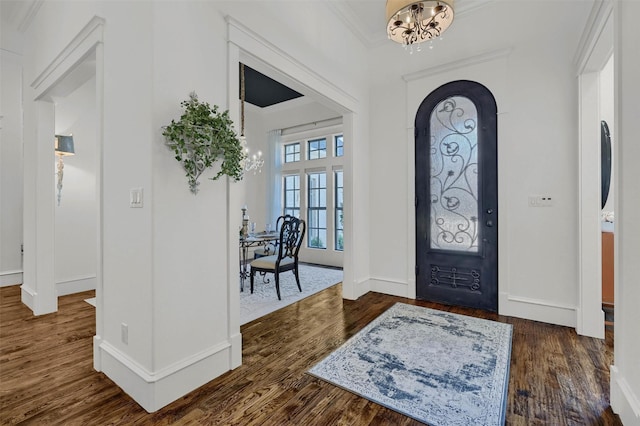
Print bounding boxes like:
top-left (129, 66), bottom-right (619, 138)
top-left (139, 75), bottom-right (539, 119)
top-left (281, 116), bottom-right (343, 135)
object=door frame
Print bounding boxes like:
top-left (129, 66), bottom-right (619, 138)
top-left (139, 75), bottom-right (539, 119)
top-left (403, 48), bottom-right (511, 305)
top-left (226, 17), bottom-right (360, 365)
top-left (575, 0), bottom-right (613, 339)
top-left (414, 80), bottom-right (498, 311)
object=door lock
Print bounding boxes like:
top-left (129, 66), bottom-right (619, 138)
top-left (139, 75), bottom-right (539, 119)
top-left (486, 220), bottom-right (494, 227)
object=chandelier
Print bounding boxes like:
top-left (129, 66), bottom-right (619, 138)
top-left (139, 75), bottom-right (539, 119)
top-left (239, 63), bottom-right (264, 174)
top-left (386, 0), bottom-right (455, 52)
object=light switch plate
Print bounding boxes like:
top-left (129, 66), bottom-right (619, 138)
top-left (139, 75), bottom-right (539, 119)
top-left (130, 188), bottom-right (143, 208)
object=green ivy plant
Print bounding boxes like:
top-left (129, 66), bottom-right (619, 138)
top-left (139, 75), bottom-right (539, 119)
top-left (163, 92), bottom-right (244, 194)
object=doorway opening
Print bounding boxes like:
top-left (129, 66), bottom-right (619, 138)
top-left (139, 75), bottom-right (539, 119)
top-left (415, 80), bottom-right (498, 312)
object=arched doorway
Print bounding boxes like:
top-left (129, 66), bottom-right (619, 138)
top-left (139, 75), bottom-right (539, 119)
top-left (415, 80), bottom-right (498, 312)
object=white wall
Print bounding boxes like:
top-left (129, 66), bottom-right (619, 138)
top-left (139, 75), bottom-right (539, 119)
top-left (0, 49), bottom-right (24, 287)
top-left (20, 0), bottom-right (369, 412)
top-left (610, 1), bottom-right (640, 423)
top-left (368, 1), bottom-right (592, 325)
top-left (242, 104), bottom-right (269, 231)
top-left (54, 75), bottom-right (98, 295)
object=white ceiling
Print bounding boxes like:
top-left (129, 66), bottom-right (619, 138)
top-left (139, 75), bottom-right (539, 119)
top-left (3, 0), bottom-right (493, 47)
top-left (0, 0), bottom-right (42, 32)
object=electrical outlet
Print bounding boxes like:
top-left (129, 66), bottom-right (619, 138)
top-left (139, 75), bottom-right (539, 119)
top-left (529, 195), bottom-right (553, 207)
top-left (121, 323), bottom-right (128, 344)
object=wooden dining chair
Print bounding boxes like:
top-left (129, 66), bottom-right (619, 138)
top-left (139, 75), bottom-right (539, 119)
top-left (253, 214), bottom-right (294, 259)
top-left (249, 216), bottom-right (306, 300)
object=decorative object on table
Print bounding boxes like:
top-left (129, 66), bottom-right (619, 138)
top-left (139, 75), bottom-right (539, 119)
top-left (250, 216), bottom-right (306, 300)
top-left (239, 63), bottom-right (264, 174)
top-left (309, 302), bottom-right (512, 426)
top-left (54, 134), bottom-right (75, 206)
top-left (241, 205), bottom-right (249, 238)
top-left (386, 0), bottom-right (455, 53)
top-left (162, 92), bottom-right (244, 194)
top-left (240, 264), bottom-right (343, 325)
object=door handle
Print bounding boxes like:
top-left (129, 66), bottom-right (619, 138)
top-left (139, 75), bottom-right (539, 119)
top-left (486, 208), bottom-right (494, 214)
top-left (486, 220), bottom-right (494, 227)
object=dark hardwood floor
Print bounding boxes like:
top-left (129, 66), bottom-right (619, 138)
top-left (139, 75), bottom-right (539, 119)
top-left (0, 284), bottom-right (621, 425)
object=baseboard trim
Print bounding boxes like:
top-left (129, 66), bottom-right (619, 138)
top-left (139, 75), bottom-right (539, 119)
top-left (369, 277), bottom-right (411, 298)
top-left (610, 365), bottom-right (640, 423)
top-left (0, 271), bottom-right (23, 287)
top-left (343, 277), bottom-right (370, 300)
top-left (229, 332), bottom-right (242, 369)
top-left (56, 275), bottom-right (97, 296)
top-left (99, 339), bottom-right (232, 412)
top-left (20, 284), bottom-right (36, 312)
top-left (499, 292), bottom-right (576, 327)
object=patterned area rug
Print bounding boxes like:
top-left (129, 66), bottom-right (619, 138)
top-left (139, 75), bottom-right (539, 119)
top-left (309, 303), bottom-right (512, 426)
top-left (240, 264), bottom-right (343, 325)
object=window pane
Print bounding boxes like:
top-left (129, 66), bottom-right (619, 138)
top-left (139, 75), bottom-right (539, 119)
top-left (429, 96), bottom-right (479, 253)
top-left (336, 230), bottom-right (344, 250)
top-left (335, 135), bottom-right (344, 157)
top-left (308, 138), bottom-right (327, 160)
top-left (284, 143), bottom-right (300, 163)
top-left (307, 172), bottom-right (327, 249)
top-left (335, 170), bottom-right (344, 251)
top-left (284, 175), bottom-right (301, 220)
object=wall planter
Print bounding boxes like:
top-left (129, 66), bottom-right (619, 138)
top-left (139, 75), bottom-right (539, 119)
top-left (163, 92), bottom-right (244, 194)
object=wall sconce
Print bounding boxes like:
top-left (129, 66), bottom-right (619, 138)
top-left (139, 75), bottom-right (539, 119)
top-left (54, 134), bottom-right (75, 206)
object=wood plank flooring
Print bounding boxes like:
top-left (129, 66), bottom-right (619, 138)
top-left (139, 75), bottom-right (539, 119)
top-left (0, 284), bottom-right (621, 425)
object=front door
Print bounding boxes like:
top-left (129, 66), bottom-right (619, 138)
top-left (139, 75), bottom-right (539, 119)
top-left (415, 80), bottom-right (498, 312)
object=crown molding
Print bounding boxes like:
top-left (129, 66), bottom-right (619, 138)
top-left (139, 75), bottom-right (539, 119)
top-left (402, 47), bottom-right (512, 82)
top-left (573, 0), bottom-right (613, 75)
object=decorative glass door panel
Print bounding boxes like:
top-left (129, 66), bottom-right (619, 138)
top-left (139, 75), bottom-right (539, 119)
top-left (429, 96), bottom-right (479, 253)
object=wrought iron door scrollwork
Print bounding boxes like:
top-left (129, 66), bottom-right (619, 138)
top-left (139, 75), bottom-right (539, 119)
top-left (429, 96), bottom-right (479, 253)
top-left (430, 265), bottom-right (481, 291)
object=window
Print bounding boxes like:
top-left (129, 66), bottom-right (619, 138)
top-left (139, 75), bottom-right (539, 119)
top-left (284, 143), bottom-right (300, 163)
top-left (278, 127), bottom-right (344, 265)
top-left (307, 172), bottom-right (327, 249)
top-left (283, 175), bottom-right (300, 218)
top-left (335, 170), bottom-right (344, 251)
top-left (335, 135), bottom-right (344, 157)
top-left (307, 138), bottom-right (327, 160)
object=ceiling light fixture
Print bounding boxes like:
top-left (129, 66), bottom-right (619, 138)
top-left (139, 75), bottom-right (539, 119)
top-left (386, 0), bottom-right (455, 53)
top-left (239, 63), bottom-right (264, 174)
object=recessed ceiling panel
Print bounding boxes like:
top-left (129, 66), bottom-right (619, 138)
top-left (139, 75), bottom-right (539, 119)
top-left (240, 64), bottom-right (303, 108)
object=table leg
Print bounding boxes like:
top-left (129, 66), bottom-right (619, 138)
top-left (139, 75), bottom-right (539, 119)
top-left (239, 243), bottom-right (250, 291)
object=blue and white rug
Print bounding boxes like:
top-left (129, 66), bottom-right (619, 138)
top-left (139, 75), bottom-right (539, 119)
top-left (308, 303), bottom-right (512, 426)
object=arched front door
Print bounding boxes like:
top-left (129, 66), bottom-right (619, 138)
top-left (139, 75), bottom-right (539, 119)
top-left (415, 80), bottom-right (498, 312)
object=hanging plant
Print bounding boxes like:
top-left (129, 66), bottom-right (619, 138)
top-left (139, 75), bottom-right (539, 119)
top-left (163, 92), bottom-right (244, 194)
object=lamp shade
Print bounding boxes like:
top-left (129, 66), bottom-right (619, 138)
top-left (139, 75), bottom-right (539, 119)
top-left (386, 0), bottom-right (455, 45)
top-left (55, 135), bottom-right (75, 156)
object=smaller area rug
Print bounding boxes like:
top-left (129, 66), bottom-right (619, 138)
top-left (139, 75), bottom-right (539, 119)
top-left (240, 264), bottom-right (343, 325)
top-left (308, 302), bottom-right (512, 426)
